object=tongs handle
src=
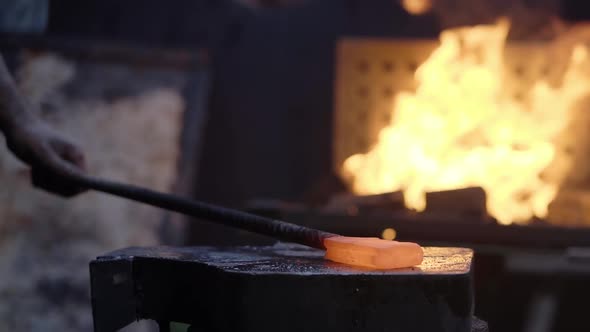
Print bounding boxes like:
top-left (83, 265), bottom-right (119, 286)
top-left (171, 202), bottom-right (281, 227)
top-left (32, 167), bottom-right (335, 249)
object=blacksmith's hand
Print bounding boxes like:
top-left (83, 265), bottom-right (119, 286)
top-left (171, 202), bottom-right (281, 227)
top-left (4, 118), bottom-right (87, 197)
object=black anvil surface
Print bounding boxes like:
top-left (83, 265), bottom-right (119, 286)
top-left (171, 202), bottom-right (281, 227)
top-left (90, 245), bottom-right (476, 332)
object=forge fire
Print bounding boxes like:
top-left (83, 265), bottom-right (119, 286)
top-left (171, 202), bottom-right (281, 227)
top-left (342, 19), bottom-right (590, 225)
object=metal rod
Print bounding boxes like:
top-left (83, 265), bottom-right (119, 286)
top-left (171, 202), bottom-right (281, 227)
top-left (67, 172), bottom-right (336, 250)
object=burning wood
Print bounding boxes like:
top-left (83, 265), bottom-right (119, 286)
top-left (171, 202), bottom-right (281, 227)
top-left (321, 191), bottom-right (405, 214)
top-left (547, 189), bottom-right (590, 226)
top-left (425, 187), bottom-right (488, 219)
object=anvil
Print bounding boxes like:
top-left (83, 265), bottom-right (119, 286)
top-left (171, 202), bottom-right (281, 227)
top-left (90, 245), bottom-right (479, 332)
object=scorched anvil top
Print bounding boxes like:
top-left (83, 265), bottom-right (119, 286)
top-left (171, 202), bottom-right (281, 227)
top-left (90, 245), bottom-right (477, 332)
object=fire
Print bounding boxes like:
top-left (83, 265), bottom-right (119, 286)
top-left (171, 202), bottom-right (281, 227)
top-left (343, 19), bottom-right (590, 225)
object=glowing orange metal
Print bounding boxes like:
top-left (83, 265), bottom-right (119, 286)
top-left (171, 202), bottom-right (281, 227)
top-left (323, 236), bottom-right (423, 269)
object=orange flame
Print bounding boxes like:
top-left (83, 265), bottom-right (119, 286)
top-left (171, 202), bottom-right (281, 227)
top-left (343, 19), bottom-right (590, 225)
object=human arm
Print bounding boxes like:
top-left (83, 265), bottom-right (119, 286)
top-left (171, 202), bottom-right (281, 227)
top-left (0, 54), bottom-right (86, 196)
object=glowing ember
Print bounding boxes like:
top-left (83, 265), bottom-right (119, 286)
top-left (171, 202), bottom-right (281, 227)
top-left (401, 0), bottom-right (432, 15)
top-left (343, 19), bottom-right (590, 225)
top-left (324, 236), bottom-right (423, 269)
top-left (381, 228), bottom-right (397, 240)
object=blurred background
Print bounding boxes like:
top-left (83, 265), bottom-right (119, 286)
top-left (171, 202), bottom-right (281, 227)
top-left (3, 0), bottom-right (590, 331)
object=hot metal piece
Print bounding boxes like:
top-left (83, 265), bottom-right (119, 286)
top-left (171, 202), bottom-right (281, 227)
top-left (323, 236), bottom-right (423, 269)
